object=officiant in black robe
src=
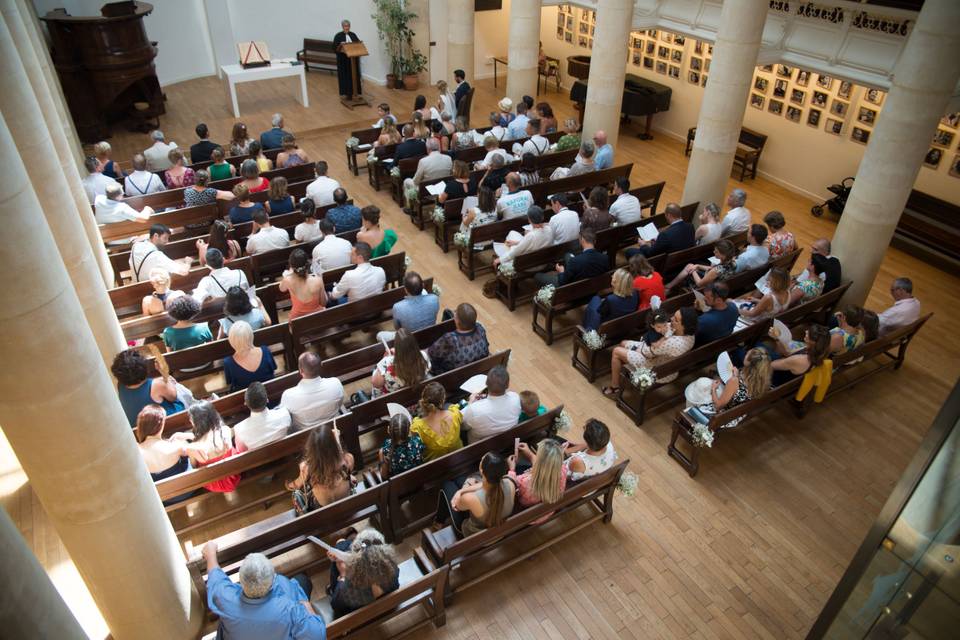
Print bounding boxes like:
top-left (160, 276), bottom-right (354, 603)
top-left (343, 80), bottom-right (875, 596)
top-left (334, 20), bottom-right (361, 99)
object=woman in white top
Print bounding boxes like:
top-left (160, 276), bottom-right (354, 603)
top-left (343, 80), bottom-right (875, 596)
top-left (371, 329), bottom-right (430, 396)
top-left (734, 267), bottom-right (791, 330)
top-left (430, 80), bottom-right (457, 121)
top-left (606, 307), bottom-right (699, 396)
top-left (695, 202), bottom-right (723, 245)
top-left (459, 186), bottom-right (498, 250)
top-left (485, 112), bottom-right (508, 142)
top-left (564, 418), bottom-right (618, 482)
top-left (293, 199), bottom-right (322, 243)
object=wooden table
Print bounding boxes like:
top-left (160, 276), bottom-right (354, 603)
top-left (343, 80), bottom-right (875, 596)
top-left (220, 59), bottom-right (309, 117)
top-left (493, 56), bottom-right (508, 88)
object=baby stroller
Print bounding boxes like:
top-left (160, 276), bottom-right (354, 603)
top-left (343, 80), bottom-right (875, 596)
top-left (811, 176), bottom-right (854, 217)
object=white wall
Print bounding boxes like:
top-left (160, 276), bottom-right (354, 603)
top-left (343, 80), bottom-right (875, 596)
top-left (474, 0), bottom-right (510, 81)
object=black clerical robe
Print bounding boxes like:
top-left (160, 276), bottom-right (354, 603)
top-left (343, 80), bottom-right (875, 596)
top-left (333, 30), bottom-right (361, 98)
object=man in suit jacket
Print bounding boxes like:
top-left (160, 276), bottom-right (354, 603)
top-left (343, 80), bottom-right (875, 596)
top-left (189, 123), bottom-right (219, 164)
top-left (411, 138), bottom-right (453, 186)
top-left (143, 129), bottom-right (177, 172)
top-left (812, 237), bottom-right (842, 293)
top-left (259, 113), bottom-right (291, 150)
top-left (626, 203), bottom-right (694, 259)
top-left (534, 228), bottom-right (610, 288)
top-left (392, 125), bottom-right (427, 165)
top-left (453, 69), bottom-right (471, 108)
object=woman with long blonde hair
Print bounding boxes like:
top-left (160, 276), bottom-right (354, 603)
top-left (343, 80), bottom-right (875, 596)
top-left (431, 79), bottom-right (457, 121)
top-left (735, 266), bottom-right (791, 330)
top-left (686, 347), bottom-right (772, 429)
top-left (509, 438), bottom-right (567, 521)
top-left (287, 423), bottom-right (355, 512)
top-left (375, 119), bottom-right (401, 147)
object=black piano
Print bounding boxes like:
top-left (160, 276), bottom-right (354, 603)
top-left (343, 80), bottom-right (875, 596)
top-left (570, 73), bottom-right (671, 140)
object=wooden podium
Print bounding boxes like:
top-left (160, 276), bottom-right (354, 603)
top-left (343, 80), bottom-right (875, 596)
top-left (339, 41), bottom-right (369, 109)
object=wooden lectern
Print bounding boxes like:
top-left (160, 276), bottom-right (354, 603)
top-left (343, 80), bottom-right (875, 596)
top-left (339, 41), bottom-right (369, 109)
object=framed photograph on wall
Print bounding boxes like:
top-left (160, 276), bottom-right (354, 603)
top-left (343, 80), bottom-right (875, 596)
top-left (689, 71), bottom-right (701, 85)
top-left (565, 31), bottom-right (573, 43)
top-left (567, 16), bottom-right (574, 29)
top-left (825, 118), bottom-right (843, 135)
top-left (750, 93), bottom-right (765, 110)
top-left (661, 31), bottom-right (672, 43)
top-left (707, 44), bottom-right (713, 55)
top-left (656, 60), bottom-right (667, 75)
top-left (790, 89), bottom-right (806, 105)
top-left (933, 128), bottom-right (955, 148)
top-left (941, 112), bottom-right (960, 129)
top-left (704, 59), bottom-right (711, 72)
top-left (812, 91), bottom-right (828, 108)
top-left (578, 35), bottom-right (588, 48)
top-left (786, 106), bottom-right (802, 123)
top-left (777, 64), bottom-right (793, 78)
top-left (694, 40), bottom-right (704, 55)
top-left (632, 36), bottom-right (643, 49)
top-left (668, 65), bottom-right (680, 79)
top-left (796, 70), bottom-right (811, 87)
top-left (949, 155), bottom-right (960, 178)
top-left (924, 148), bottom-right (943, 169)
top-left (773, 79), bottom-right (787, 98)
top-left (558, 13), bottom-right (566, 28)
top-left (807, 109), bottom-right (822, 127)
top-left (579, 21), bottom-right (589, 34)
top-left (754, 76), bottom-right (768, 93)
top-left (838, 81), bottom-right (852, 99)
top-left (864, 88), bottom-right (885, 106)
top-left (658, 45), bottom-right (670, 59)
top-left (674, 35), bottom-right (686, 46)
top-left (671, 49), bottom-right (683, 63)
top-left (817, 74), bottom-right (834, 90)
top-left (851, 126), bottom-right (870, 144)
top-left (643, 56), bottom-right (654, 69)
top-left (768, 99), bottom-right (784, 116)
top-left (645, 41), bottom-right (655, 54)
top-left (632, 52), bottom-right (641, 66)
top-left (557, 27), bottom-right (564, 40)
top-left (588, 38), bottom-right (593, 49)
top-left (857, 107), bottom-right (877, 126)
top-left (647, 29), bottom-right (658, 38)
top-left (701, 75), bottom-right (708, 87)
top-left (760, 64), bottom-right (774, 72)
top-left (691, 57), bottom-right (702, 72)
top-left (830, 99), bottom-right (849, 117)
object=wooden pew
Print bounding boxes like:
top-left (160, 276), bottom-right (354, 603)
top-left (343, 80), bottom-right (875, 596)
top-left (494, 240), bottom-right (578, 311)
top-left (685, 126), bottom-right (767, 181)
top-left (187, 147), bottom-right (280, 171)
top-left (420, 460), bottom-right (628, 601)
top-left (457, 216), bottom-right (528, 280)
top-left (100, 203), bottom-right (220, 244)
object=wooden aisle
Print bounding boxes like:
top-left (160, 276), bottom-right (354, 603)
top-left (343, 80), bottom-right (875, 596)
top-left (3, 69), bottom-right (959, 639)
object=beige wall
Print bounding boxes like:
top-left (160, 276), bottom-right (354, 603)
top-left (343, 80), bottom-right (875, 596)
top-left (474, 0), bottom-right (513, 83)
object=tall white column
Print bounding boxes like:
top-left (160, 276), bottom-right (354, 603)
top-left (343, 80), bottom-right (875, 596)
top-left (505, 0), bottom-right (540, 103)
top-left (833, 0), bottom-right (960, 305)
top-left (680, 0), bottom-right (767, 213)
top-left (447, 0), bottom-right (474, 84)
top-left (581, 0), bottom-right (634, 149)
top-left (0, 112), bottom-right (203, 640)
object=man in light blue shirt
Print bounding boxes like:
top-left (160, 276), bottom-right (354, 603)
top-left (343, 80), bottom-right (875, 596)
top-left (203, 541), bottom-right (326, 639)
top-left (735, 224), bottom-right (771, 272)
top-left (259, 113), bottom-right (291, 150)
top-left (592, 130), bottom-right (614, 170)
top-left (377, 271), bottom-right (439, 342)
top-left (506, 101), bottom-right (530, 140)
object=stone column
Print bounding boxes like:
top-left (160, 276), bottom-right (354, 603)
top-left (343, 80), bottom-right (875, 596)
top-left (0, 114), bottom-right (203, 640)
top-left (0, 1), bottom-right (124, 364)
top-left (505, 0), bottom-right (540, 103)
top-left (581, 0), bottom-right (635, 149)
top-left (447, 0), bottom-right (474, 84)
top-left (0, 507), bottom-right (87, 639)
top-left (680, 0), bottom-right (767, 214)
top-left (833, 0), bottom-right (960, 305)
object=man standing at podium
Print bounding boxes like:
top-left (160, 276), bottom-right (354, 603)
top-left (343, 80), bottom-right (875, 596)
top-left (334, 20), bottom-right (361, 99)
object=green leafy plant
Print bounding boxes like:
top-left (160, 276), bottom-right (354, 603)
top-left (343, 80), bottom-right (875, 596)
top-left (400, 50), bottom-right (428, 75)
top-left (371, 0), bottom-right (420, 79)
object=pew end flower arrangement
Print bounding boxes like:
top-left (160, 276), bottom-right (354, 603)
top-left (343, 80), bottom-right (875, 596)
top-left (453, 230), bottom-right (469, 248)
top-left (617, 470), bottom-right (639, 496)
top-left (629, 367), bottom-right (656, 390)
top-left (497, 261), bottom-right (516, 278)
top-left (535, 284), bottom-right (556, 306)
top-left (581, 330), bottom-right (606, 351)
top-left (691, 423), bottom-right (715, 448)
top-left (431, 207), bottom-right (445, 224)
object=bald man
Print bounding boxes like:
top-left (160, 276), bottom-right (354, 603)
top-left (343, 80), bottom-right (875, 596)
top-left (593, 130), bottom-right (613, 170)
top-left (496, 172), bottom-right (534, 220)
top-left (280, 352), bottom-right (345, 430)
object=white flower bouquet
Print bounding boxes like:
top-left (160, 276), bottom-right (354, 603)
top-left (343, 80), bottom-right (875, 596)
top-left (617, 470), bottom-right (638, 496)
top-left (553, 409), bottom-right (573, 434)
top-left (345, 136), bottom-right (360, 148)
top-left (404, 256), bottom-right (412, 268)
top-left (431, 284), bottom-right (442, 296)
top-left (432, 207), bottom-right (445, 224)
top-left (629, 367), bottom-right (656, 390)
top-left (497, 261), bottom-right (516, 278)
top-left (535, 284), bottom-right (556, 306)
top-left (389, 166), bottom-right (401, 178)
top-left (453, 231), bottom-right (469, 248)
top-left (691, 423), bottom-right (715, 448)
top-left (581, 330), bottom-right (606, 351)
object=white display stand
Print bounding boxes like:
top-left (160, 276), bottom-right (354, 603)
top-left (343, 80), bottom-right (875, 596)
top-left (220, 59), bottom-right (308, 117)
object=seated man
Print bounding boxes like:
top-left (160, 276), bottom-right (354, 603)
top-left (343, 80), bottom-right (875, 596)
top-left (189, 122), bottom-right (219, 164)
top-left (493, 205), bottom-right (554, 268)
top-left (123, 153), bottom-right (164, 197)
top-left (311, 219), bottom-right (353, 274)
top-left (427, 302), bottom-right (489, 375)
top-left (462, 365), bottom-right (521, 442)
top-left (202, 541), bottom-right (326, 639)
top-left (735, 224), bottom-right (770, 272)
top-left (479, 153), bottom-right (509, 192)
top-left (245, 210), bottom-right (292, 255)
top-left (260, 113), bottom-right (291, 150)
top-left (95, 183), bottom-right (152, 225)
top-left (234, 382), bottom-right (292, 451)
top-left (280, 352), bottom-right (344, 430)
top-left (377, 271), bottom-right (439, 342)
top-left (512, 118), bottom-right (549, 156)
top-left (326, 188), bottom-right (362, 232)
top-left (720, 188), bottom-right (751, 237)
top-left (143, 129), bottom-right (177, 172)
top-left (411, 137), bottom-right (453, 187)
top-left (505, 100), bottom-right (530, 140)
top-left (304, 160), bottom-right (340, 207)
top-left (82, 155), bottom-right (119, 205)
top-left (811, 237), bottom-right (842, 293)
top-left (193, 248), bottom-right (251, 303)
top-left (626, 202), bottom-right (693, 258)
top-left (328, 242), bottom-right (386, 304)
top-left (592, 130), bottom-right (613, 170)
top-left (609, 177), bottom-right (642, 225)
top-left (534, 228), bottom-right (609, 288)
top-left (495, 172), bottom-right (534, 220)
top-left (694, 282), bottom-right (739, 347)
top-left (548, 193), bottom-right (581, 245)
top-left (129, 223), bottom-right (191, 282)
top-left (389, 124), bottom-right (427, 166)
top-left (879, 277), bottom-right (921, 336)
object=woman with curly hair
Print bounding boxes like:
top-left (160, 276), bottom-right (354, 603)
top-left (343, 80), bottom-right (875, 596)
top-left (325, 528), bottom-right (400, 618)
top-left (112, 349), bottom-right (184, 426)
top-left (286, 423), bottom-right (355, 513)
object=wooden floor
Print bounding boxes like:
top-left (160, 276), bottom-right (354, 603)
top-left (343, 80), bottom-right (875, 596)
top-left (4, 70), bottom-right (960, 639)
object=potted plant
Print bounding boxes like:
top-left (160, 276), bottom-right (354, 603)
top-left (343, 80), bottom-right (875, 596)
top-left (401, 50), bottom-right (428, 90)
top-left (371, 0), bottom-right (420, 89)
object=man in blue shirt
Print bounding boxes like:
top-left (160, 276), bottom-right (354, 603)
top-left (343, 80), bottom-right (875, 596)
top-left (506, 101), bottom-right (530, 140)
top-left (203, 541), bottom-right (326, 639)
top-left (326, 188), bottom-right (362, 232)
top-left (260, 113), bottom-right (291, 150)
top-left (735, 224), bottom-right (771, 272)
top-left (377, 271), bottom-right (439, 342)
top-left (695, 282), bottom-right (739, 347)
top-left (592, 130), bottom-right (614, 170)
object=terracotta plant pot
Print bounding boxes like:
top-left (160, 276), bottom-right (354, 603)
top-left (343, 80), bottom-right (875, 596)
top-left (386, 73), bottom-right (397, 88)
top-left (402, 74), bottom-right (419, 90)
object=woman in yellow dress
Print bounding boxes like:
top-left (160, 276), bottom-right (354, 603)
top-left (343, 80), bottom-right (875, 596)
top-left (410, 382), bottom-right (463, 461)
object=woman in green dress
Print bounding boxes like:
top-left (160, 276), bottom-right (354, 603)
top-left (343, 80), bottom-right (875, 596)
top-left (357, 205), bottom-right (398, 258)
top-left (207, 146), bottom-right (235, 181)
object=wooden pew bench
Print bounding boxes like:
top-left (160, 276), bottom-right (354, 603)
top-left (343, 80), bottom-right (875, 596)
top-left (187, 146), bottom-right (280, 172)
top-left (296, 37), bottom-right (337, 73)
top-left (685, 126), bottom-right (767, 181)
top-left (494, 240), bottom-right (578, 311)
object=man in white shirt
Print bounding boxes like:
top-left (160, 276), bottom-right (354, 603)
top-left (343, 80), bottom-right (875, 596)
top-left (234, 382), bottom-right (292, 450)
top-left (548, 194), bottom-right (581, 245)
top-left (245, 210), bottom-right (292, 255)
top-left (123, 153), bottom-right (164, 197)
top-left (193, 248), bottom-right (251, 303)
top-left (609, 177), bottom-right (642, 225)
top-left (311, 219), bottom-right (353, 274)
top-left (496, 173), bottom-right (534, 220)
top-left (505, 101), bottom-right (530, 140)
top-left (734, 224), bottom-right (770, 272)
top-left (462, 365), bottom-right (521, 442)
top-left (305, 160), bottom-right (340, 207)
top-left (95, 183), bottom-right (152, 225)
top-left (129, 224), bottom-right (192, 282)
top-left (410, 138), bottom-right (453, 186)
top-left (720, 188), bottom-right (751, 237)
top-left (478, 135), bottom-right (512, 169)
top-left (372, 103), bottom-right (398, 128)
top-left (879, 277), bottom-right (922, 336)
top-left (280, 353), bottom-right (344, 431)
top-left (143, 130), bottom-right (178, 172)
top-left (512, 118), bottom-right (550, 157)
top-left (493, 206), bottom-right (554, 266)
top-left (329, 242), bottom-right (387, 304)
top-left (82, 156), bottom-right (118, 205)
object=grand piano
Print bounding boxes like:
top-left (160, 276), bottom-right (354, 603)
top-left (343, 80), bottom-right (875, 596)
top-left (568, 56), bottom-right (671, 140)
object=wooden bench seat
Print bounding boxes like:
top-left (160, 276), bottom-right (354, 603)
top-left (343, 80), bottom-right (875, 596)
top-left (296, 38), bottom-right (337, 73)
top-left (100, 203), bottom-right (220, 245)
top-left (891, 189), bottom-right (960, 272)
top-left (685, 126), bottom-right (767, 181)
top-left (187, 147), bottom-right (280, 172)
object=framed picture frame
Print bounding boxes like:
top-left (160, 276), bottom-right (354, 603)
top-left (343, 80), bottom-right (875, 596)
top-left (668, 65), bottom-right (680, 79)
top-left (643, 56), bottom-right (654, 69)
top-left (760, 64), bottom-right (774, 72)
top-left (579, 21), bottom-right (589, 34)
top-left (632, 52), bottom-right (641, 66)
top-left (830, 99), bottom-right (849, 117)
top-left (838, 81), bottom-right (852, 99)
top-left (790, 89), bottom-right (806, 105)
top-left (658, 45), bottom-right (670, 59)
top-left (768, 99), bottom-right (784, 116)
top-left (707, 44), bottom-right (713, 55)
top-left (864, 88), bottom-right (885, 106)
top-left (851, 126), bottom-right (870, 144)
top-left (777, 64), bottom-right (793, 78)
top-left (694, 41), bottom-right (704, 55)
top-left (691, 57), bottom-right (702, 72)
top-left (932, 128), bottom-right (956, 149)
top-left (754, 76), bottom-right (768, 93)
top-left (566, 16), bottom-right (574, 30)
top-left (825, 118), bottom-right (843, 136)
top-left (674, 35), bottom-right (686, 46)
top-left (671, 49), bottom-right (683, 63)
top-left (773, 79), bottom-right (788, 98)
top-left (688, 71), bottom-right (701, 85)
top-left (949, 155), bottom-right (960, 178)
top-left (817, 74), bottom-right (834, 90)
top-left (645, 41), bottom-right (655, 54)
top-left (647, 29), bottom-right (658, 39)
top-left (704, 59), bottom-right (711, 73)
top-left (558, 13), bottom-right (566, 28)
top-left (857, 107), bottom-right (877, 126)
top-left (807, 108), bottom-right (822, 128)
top-left (786, 106), bottom-right (802, 123)
top-left (655, 60), bottom-right (667, 74)
top-left (750, 93), bottom-right (765, 109)
top-left (941, 112), bottom-right (960, 129)
top-left (578, 35), bottom-right (588, 48)
top-left (661, 32), bottom-right (672, 43)
top-left (701, 75), bottom-right (708, 87)
top-left (812, 91), bottom-right (828, 108)
top-left (796, 70), bottom-right (811, 87)
top-left (556, 27), bottom-right (564, 40)
top-left (564, 31), bottom-right (573, 43)
top-left (923, 148), bottom-right (943, 169)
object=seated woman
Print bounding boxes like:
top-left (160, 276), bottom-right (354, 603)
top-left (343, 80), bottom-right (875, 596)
top-left (734, 267), bottom-right (791, 330)
top-left (183, 169), bottom-right (233, 209)
top-left (371, 328), bottom-right (430, 396)
top-left (564, 418), bottom-right (618, 481)
top-left (436, 452), bottom-right (516, 537)
top-left (605, 307), bottom-right (699, 396)
top-left (430, 120), bottom-right (450, 152)
top-left (219, 285), bottom-right (272, 337)
top-left (555, 118), bottom-right (581, 151)
top-left (239, 158), bottom-right (270, 194)
top-left (581, 186), bottom-right (613, 233)
top-left (695, 203), bottom-right (722, 245)
top-left (135, 404), bottom-right (192, 480)
top-left (412, 94), bottom-right (431, 121)
top-left (183, 401), bottom-right (240, 492)
top-left (767, 323), bottom-right (831, 386)
top-left (198, 219), bottom-right (242, 265)
top-left (484, 111), bottom-right (508, 142)
top-left (496, 97), bottom-right (515, 128)
top-left (227, 183), bottom-right (265, 225)
top-left (207, 146), bottom-right (236, 181)
top-left (247, 140), bottom-right (273, 172)
top-left (374, 120), bottom-right (401, 148)
top-left (276, 134), bottom-right (309, 168)
top-left (287, 424), bottom-right (355, 513)
top-left (789, 253), bottom-right (828, 305)
top-left (279, 249), bottom-right (326, 320)
top-left (451, 116), bottom-right (477, 151)
top-left (431, 80), bottom-right (457, 121)
top-left (830, 305), bottom-right (866, 354)
top-left (516, 153), bottom-right (541, 188)
top-left (763, 210), bottom-right (797, 258)
top-left (410, 382), bottom-right (463, 461)
top-left (223, 320), bottom-right (277, 392)
top-left (228, 122), bottom-right (254, 156)
top-left (325, 528), bottom-right (400, 619)
top-left (862, 310), bottom-right (880, 342)
top-left (265, 176), bottom-right (295, 215)
top-left (630, 254), bottom-right (665, 311)
top-left (411, 111), bottom-right (430, 139)
top-left (508, 439), bottom-right (566, 523)
top-left (378, 413), bottom-right (425, 479)
top-left (294, 199), bottom-right (322, 243)
top-left (357, 205), bottom-right (398, 258)
top-left (162, 295), bottom-right (214, 352)
top-left (112, 349), bottom-right (185, 426)
top-left (664, 239), bottom-right (737, 294)
top-left (141, 267), bottom-right (184, 316)
top-left (582, 268), bottom-right (639, 332)
top-left (686, 348), bottom-right (772, 429)
top-left (164, 148), bottom-right (196, 189)
top-left (94, 141), bottom-right (123, 179)
top-left (437, 160), bottom-right (476, 204)
top-left (536, 102), bottom-right (557, 134)
top-left (440, 111), bottom-right (456, 136)
top-left (459, 186), bottom-right (498, 249)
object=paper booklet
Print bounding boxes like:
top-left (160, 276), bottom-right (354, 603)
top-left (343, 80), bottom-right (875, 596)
top-left (692, 288), bottom-right (706, 310)
top-left (460, 196), bottom-right (478, 216)
top-left (460, 374), bottom-right (488, 395)
top-left (755, 270), bottom-right (772, 295)
top-left (505, 230), bottom-right (524, 244)
top-left (425, 182), bottom-right (446, 196)
top-left (636, 223), bottom-right (659, 242)
top-left (716, 351), bottom-right (734, 383)
top-left (707, 256), bottom-right (721, 266)
top-left (386, 403), bottom-right (413, 422)
top-left (772, 318), bottom-right (792, 348)
top-left (522, 224), bottom-right (532, 233)
top-left (493, 242), bottom-right (508, 258)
